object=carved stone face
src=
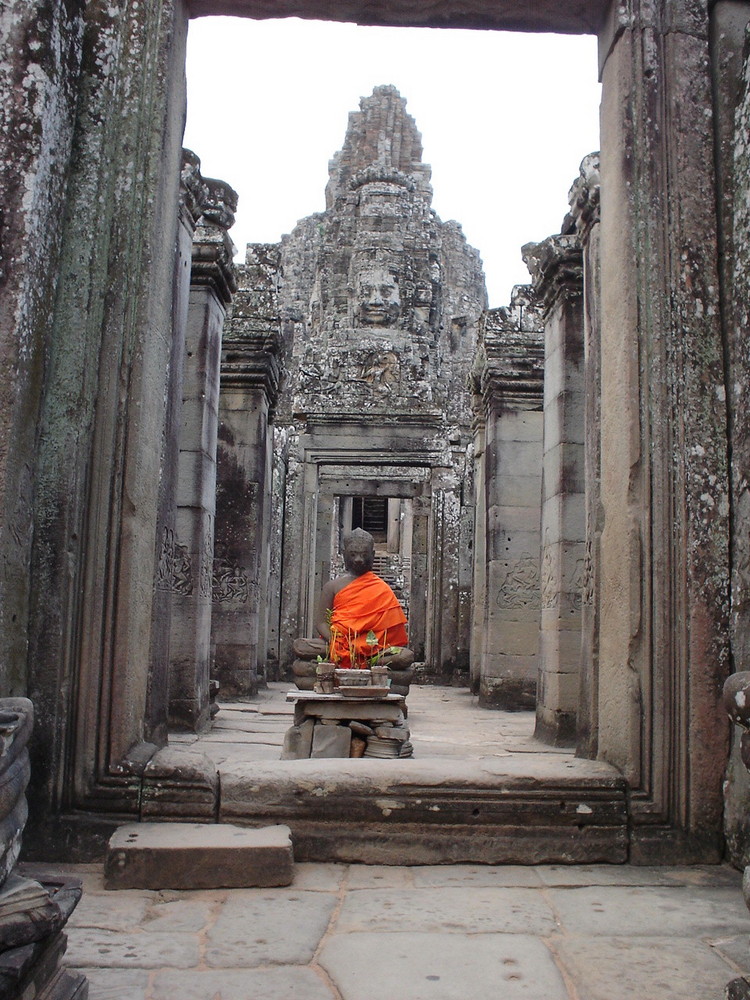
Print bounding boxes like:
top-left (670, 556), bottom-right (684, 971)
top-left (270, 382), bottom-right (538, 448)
top-left (357, 268), bottom-right (400, 326)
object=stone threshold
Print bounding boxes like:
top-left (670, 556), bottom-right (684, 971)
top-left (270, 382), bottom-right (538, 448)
top-left (187, 755), bottom-right (628, 865)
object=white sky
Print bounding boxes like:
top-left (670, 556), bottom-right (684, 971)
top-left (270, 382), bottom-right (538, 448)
top-left (184, 17), bottom-right (601, 307)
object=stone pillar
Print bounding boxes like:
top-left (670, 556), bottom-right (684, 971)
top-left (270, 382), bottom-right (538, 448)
top-left (719, 10), bottom-right (750, 866)
top-left (469, 401), bottom-right (488, 695)
top-left (471, 289), bottom-right (545, 709)
top-left (0, 2), bottom-right (84, 700)
top-left (147, 149), bottom-right (206, 745)
top-left (564, 154), bottom-right (602, 759)
top-left (168, 178), bottom-right (237, 731)
top-left (523, 236), bottom-right (585, 746)
top-left (24, 0), bottom-right (190, 821)
top-left (597, 0), bottom-right (729, 860)
top-left (212, 244), bottom-right (282, 697)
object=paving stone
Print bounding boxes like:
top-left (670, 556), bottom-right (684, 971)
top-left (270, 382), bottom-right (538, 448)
top-left (346, 865), bottom-right (415, 889)
top-left (67, 892), bottom-right (151, 931)
top-left (290, 863), bottom-right (348, 891)
top-left (710, 934), bottom-right (750, 972)
top-left (138, 895), bottom-right (217, 932)
top-left (554, 935), bottom-right (739, 1000)
top-left (151, 967), bottom-right (336, 1000)
top-left (319, 932), bottom-right (569, 1000)
top-left (412, 865), bottom-right (543, 888)
top-left (105, 822), bottom-right (293, 889)
top-left (205, 890), bottom-right (336, 966)
top-left (548, 885), bottom-right (750, 937)
top-left (537, 863), bottom-right (742, 888)
top-left (65, 928), bottom-right (200, 968)
top-left (70, 967), bottom-right (149, 1000)
top-left (336, 887), bottom-right (557, 935)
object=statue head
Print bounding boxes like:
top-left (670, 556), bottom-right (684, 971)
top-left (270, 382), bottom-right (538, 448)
top-left (356, 268), bottom-right (400, 327)
top-left (342, 528), bottom-right (375, 576)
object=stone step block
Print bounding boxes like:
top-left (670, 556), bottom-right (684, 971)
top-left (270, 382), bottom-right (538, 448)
top-left (105, 822), bottom-right (294, 890)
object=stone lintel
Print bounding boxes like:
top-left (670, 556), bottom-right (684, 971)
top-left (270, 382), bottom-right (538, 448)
top-left (522, 235), bottom-right (583, 317)
top-left (296, 410), bottom-right (445, 429)
top-left (187, 0), bottom-right (609, 36)
top-left (104, 822), bottom-right (294, 889)
top-left (562, 151), bottom-right (601, 241)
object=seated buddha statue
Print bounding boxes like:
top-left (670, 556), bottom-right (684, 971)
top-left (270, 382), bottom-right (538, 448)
top-left (291, 528), bottom-right (415, 694)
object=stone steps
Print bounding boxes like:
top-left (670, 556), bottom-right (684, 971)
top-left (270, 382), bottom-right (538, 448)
top-left (211, 757), bottom-right (627, 865)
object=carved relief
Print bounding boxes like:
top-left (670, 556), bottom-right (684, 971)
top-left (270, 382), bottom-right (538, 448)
top-left (356, 267), bottom-right (400, 327)
top-left (570, 557), bottom-right (586, 614)
top-left (199, 518), bottom-right (213, 600)
top-left (212, 554), bottom-right (250, 606)
top-left (357, 350), bottom-right (400, 392)
top-left (581, 538), bottom-right (594, 606)
top-left (496, 552), bottom-right (541, 609)
top-left (156, 527), bottom-right (193, 596)
top-left (541, 537), bottom-right (556, 610)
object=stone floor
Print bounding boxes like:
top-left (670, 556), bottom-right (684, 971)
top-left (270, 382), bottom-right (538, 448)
top-left (57, 859), bottom-right (750, 1000)
top-left (52, 689), bottom-right (750, 997)
top-left (170, 681), bottom-right (570, 765)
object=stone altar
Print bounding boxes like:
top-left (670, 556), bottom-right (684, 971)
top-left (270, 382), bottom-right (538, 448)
top-left (283, 692), bottom-right (410, 760)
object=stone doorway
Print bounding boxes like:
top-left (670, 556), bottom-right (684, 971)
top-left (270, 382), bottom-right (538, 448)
top-left (7, 0), bottom-right (734, 867)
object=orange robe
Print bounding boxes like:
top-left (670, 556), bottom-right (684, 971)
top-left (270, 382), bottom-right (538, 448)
top-left (329, 571), bottom-right (408, 669)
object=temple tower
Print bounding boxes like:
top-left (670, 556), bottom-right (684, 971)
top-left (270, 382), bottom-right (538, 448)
top-left (235, 85), bottom-right (487, 679)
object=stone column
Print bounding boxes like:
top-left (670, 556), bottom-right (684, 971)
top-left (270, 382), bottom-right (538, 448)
top-left (0, 2), bottom-right (84, 699)
top-left (147, 150), bottom-right (206, 745)
top-left (565, 154), bottom-right (602, 759)
top-left (720, 9), bottom-right (750, 866)
top-left (168, 178), bottom-right (237, 731)
top-left (212, 244), bottom-right (282, 697)
top-left (523, 236), bottom-right (585, 745)
top-left (469, 396), bottom-right (488, 695)
top-left (25, 0), bottom-right (190, 820)
top-left (472, 289), bottom-right (545, 709)
top-left (597, 0), bottom-right (729, 860)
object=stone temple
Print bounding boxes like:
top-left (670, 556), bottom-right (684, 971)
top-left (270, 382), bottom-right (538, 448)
top-left (6, 0), bottom-right (750, 993)
top-left (222, 85), bottom-right (487, 696)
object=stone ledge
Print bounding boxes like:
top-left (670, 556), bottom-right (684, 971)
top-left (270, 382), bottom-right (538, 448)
top-left (104, 822), bottom-right (294, 890)
top-left (216, 758), bottom-right (627, 865)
